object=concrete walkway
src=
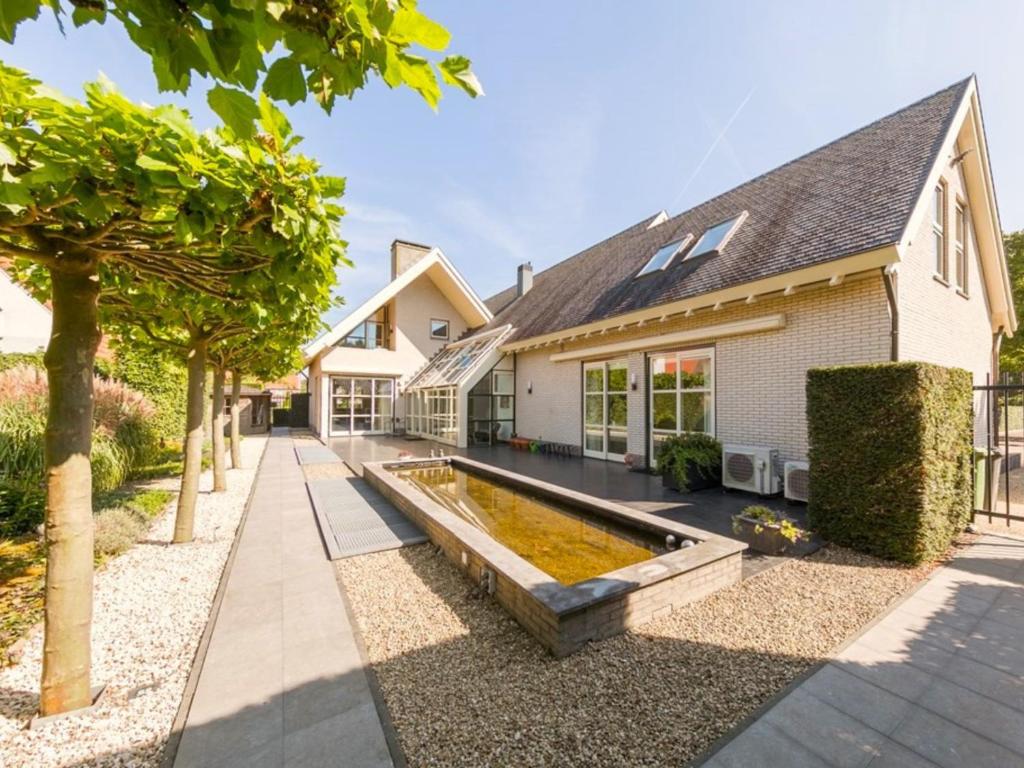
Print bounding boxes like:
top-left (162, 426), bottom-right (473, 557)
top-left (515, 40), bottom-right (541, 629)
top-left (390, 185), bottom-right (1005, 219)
top-left (174, 431), bottom-right (393, 768)
top-left (701, 534), bottom-right (1024, 768)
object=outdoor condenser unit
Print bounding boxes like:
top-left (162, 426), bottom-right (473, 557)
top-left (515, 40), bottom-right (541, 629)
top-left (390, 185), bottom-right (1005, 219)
top-left (784, 460), bottom-right (810, 503)
top-left (722, 445), bottom-right (781, 495)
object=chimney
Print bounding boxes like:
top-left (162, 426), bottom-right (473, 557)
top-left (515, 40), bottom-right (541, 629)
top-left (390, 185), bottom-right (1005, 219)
top-left (517, 261), bottom-right (534, 298)
top-left (390, 240), bottom-right (432, 280)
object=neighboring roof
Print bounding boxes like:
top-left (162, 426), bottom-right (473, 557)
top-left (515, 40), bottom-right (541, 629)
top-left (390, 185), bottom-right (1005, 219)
top-left (481, 78), bottom-right (973, 344)
top-left (304, 247), bottom-right (493, 362)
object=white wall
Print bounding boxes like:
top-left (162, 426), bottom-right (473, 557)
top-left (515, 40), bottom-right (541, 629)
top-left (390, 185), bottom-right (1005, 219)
top-left (0, 270), bottom-right (50, 353)
top-left (897, 154), bottom-right (995, 442)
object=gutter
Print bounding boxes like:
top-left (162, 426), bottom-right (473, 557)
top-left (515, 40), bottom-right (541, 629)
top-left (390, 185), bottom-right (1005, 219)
top-left (881, 266), bottom-right (899, 362)
top-left (993, 327), bottom-right (1005, 382)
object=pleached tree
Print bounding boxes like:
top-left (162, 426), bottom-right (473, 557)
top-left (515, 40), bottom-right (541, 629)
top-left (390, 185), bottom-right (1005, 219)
top-left (209, 333), bottom-right (309, 475)
top-left (0, 66), bottom-right (345, 714)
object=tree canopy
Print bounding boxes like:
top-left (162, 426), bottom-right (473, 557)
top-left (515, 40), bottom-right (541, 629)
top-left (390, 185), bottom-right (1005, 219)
top-left (0, 62), bottom-right (347, 305)
top-left (1000, 231), bottom-right (1024, 373)
top-left (2, 0), bottom-right (482, 135)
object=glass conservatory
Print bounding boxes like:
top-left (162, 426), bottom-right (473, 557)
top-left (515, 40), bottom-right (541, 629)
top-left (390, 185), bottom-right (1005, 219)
top-left (404, 325), bottom-right (513, 446)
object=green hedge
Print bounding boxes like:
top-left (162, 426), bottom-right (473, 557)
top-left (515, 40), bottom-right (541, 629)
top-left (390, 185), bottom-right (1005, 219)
top-left (111, 345), bottom-right (188, 441)
top-left (806, 362), bottom-right (973, 564)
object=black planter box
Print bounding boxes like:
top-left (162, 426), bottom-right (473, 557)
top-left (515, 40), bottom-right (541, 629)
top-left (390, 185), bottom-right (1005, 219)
top-left (660, 461), bottom-right (721, 493)
top-left (732, 515), bottom-right (797, 555)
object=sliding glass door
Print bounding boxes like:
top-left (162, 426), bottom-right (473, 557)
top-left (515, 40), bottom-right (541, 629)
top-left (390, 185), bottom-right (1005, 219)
top-left (330, 376), bottom-right (394, 435)
top-left (583, 360), bottom-right (628, 461)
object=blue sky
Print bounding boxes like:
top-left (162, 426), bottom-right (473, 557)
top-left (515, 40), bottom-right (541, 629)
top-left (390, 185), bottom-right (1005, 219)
top-left (4, 1), bottom-right (1024, 327)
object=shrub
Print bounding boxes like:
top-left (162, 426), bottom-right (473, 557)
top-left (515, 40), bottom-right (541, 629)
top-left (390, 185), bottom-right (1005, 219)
top-left (655, 433), bottom-right (722, 491)
top-left (806, 362), bottom-right (973, 564)
top-left (93, 507), bottom-right (145, 558)
top-left (0, 365), bottom-right (161, 531)
top-left (0, 478), bottom-right (45, 537)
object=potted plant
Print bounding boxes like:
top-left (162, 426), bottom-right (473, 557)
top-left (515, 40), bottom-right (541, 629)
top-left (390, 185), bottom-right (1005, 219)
top-left (731, 505), bottom-right (805, 555)
top-left (655, 433), bottom-right (722, 492)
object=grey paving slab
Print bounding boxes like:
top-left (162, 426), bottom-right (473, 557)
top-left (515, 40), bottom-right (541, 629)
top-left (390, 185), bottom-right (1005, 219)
top-left (295, 444), bottom-right (343, 465)
top-left (701, 534), bottom-right (1024, 768)
top-left (307, 476), bottom-right (427, 560)
top-left (174, 434), bottom-right (394, 768)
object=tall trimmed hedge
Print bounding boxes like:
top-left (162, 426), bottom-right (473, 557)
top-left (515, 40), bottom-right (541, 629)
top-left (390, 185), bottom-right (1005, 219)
top-left (111, 345), bottom-right (188, 441)
top-left (806, 362), bottom-right (973, 564)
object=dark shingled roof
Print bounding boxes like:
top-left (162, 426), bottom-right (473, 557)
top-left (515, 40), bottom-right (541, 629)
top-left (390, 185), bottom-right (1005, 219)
top-left (481, 78), bottom-right (971, 343)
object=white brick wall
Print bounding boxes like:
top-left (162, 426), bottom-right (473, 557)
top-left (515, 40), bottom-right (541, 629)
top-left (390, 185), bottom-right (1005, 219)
top-left (897, 156), bottom-right (994, 442)
top-left (514, 349), bottom-right (581, 445)
top-left (511, 276), bottom-right (892, 465)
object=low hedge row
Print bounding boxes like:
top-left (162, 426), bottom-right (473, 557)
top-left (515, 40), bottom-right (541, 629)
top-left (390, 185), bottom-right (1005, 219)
top-left (806, 362), bottom-right (973, 564)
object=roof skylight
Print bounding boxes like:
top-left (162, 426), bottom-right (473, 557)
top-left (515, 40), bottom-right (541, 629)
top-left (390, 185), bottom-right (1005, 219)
top-left (685, 211), bottom-right (748, 260)
top-left (637, 235), bottom-right (693, 277)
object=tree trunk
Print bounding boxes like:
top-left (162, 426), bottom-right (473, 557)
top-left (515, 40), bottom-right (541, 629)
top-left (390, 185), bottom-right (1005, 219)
top-left (211, 366), bottom-right (226, 492)
top-left (230, 369), bottom-right (242, 469)
top-left (174, 336), bottom-right (207, 544)
top-left (40, 265), bottom-right (101, 716)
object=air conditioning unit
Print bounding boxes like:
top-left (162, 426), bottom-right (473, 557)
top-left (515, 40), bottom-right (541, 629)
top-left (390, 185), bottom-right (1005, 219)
top-left (784, 460), bottom-right (810, 503)
top-left (722, 445), bottom-right (781, 495)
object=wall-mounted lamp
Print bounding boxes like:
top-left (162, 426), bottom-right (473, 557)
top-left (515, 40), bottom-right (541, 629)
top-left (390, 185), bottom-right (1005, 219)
top-left (527, 380), bottom-right (533, 395)
top-left (630, 373), bottom-right (638, 391)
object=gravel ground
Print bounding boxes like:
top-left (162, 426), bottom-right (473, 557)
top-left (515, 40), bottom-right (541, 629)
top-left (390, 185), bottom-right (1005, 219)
top-left (302, 461), bottom-right (355, 481)
top-left (338, 541), bottom-right (956, 768)
top-left (0, 436), bottom-right (267, 768)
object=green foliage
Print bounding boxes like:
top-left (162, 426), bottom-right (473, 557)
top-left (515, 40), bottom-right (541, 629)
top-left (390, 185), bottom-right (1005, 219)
top-left (3, 0), bottom-right (482, 130)
top-left (0, 64), bottom-right (347, 416)
top-left (0, 352), bottom-right (44, 372)
top-left (0, 365), bottom-right (161, 534)
top-left (733, 505), bottom-right (803, 544)
top-left (1000, 230), bottom-right (1024, 372)
top-left (111, 342), bottom-right (188, 440)
top-left (807, 362), bottom-right (973, 564)
top-left (655, 433), bottom-right (722, 491)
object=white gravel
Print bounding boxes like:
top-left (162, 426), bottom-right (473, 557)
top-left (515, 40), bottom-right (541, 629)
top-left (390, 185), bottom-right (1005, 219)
top-left (0, 435), bottom-right (267, 768)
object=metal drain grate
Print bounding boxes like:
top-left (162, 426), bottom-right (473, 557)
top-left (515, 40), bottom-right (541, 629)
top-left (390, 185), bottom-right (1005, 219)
top-left (307, 477), bottom-right (427, 559)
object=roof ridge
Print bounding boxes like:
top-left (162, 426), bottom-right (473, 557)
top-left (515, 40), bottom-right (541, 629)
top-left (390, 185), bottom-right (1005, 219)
top-left (483, 211), bottom-right (662, 303)
top-left (663, 75), bottom-right (974, 227)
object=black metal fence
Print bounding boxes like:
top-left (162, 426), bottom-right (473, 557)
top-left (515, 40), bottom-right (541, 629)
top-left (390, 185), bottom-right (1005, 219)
top-left (975, 373), bottom-right (1024, 525)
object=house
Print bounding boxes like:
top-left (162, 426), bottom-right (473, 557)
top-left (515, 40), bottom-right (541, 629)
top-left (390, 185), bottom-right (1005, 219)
top-left (309, 76), bottom-right (1015, 475)
top-left (303, 241), bottom-right (493, 440)
top-left (0, 267), bottom-right (51, 353)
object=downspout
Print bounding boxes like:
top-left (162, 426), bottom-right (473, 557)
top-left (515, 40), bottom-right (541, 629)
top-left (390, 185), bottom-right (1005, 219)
top-left (881, 266), bottom-right (899, 362)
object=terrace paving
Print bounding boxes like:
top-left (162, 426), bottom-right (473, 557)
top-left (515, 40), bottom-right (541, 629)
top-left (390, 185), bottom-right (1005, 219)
top-left (697, 534), bottom-right (1024, 768)
top-left (329, 434), bottom-right (817, 578)
top-left (173, 430), bottom-right (394, 768)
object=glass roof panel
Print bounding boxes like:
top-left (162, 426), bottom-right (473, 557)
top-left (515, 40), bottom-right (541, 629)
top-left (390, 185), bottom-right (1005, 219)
top-left (637, 236), bottom-right (690, 277)
top-left (686, 214), bottom-right (745, 260)
top-left (405, 327), bottom-right (512, 390)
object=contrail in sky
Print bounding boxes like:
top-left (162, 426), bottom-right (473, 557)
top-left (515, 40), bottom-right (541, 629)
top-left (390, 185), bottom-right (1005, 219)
top-left (669, 86), bottom-right (756, 212)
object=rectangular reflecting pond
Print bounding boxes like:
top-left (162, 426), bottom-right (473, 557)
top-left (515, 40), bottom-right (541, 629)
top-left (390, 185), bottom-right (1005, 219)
top-left (394, 464), bottom-right (661, 585)
top-left (364, 456), bottom-right (746, 656)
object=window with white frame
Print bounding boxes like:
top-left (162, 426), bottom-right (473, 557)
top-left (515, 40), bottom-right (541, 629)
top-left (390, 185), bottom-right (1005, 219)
top-left (430, 318), bottom-right (450, 340)
top-left (933, 182), bottom-right (947, 280)
top-left (955, 200), bottom-right (968, 293)
top-left (649, 348), bottom-right (714, 458)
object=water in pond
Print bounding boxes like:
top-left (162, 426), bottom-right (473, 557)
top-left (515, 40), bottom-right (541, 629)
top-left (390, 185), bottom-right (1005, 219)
top-left (394, 464), bottom-right (658, 585)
